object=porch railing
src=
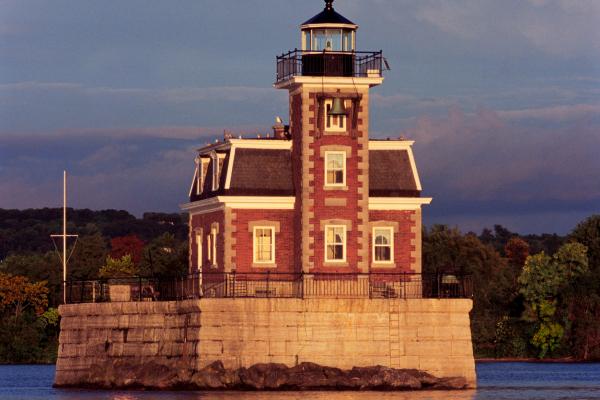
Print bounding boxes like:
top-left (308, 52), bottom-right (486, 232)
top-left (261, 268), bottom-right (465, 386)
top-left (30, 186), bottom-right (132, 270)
top-left (63, 272), bottom-right (472, 304)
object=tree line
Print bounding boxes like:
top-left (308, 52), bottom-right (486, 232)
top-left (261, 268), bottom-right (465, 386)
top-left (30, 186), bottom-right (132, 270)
top-left (423, 217), bottom-right (600, 360)
top-left (0, 208), bottom-right (599, 362)
top-left (0, 208), bottom-right (189, 363)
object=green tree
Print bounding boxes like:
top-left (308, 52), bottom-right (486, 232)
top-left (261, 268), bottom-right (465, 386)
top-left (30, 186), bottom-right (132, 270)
top-left (98, 255), bottom-right (138, 278)
top-left (69, 233), bottom-right (108, 280)
top-left (518, 243), bottom-right (588, 358)
top-left (569, 215), bottom-right (600, 359)
top-left (140, 233), bottom-right (188, 277)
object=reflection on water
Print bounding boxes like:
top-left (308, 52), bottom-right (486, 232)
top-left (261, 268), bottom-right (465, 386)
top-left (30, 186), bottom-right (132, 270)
top-left (1, 363), bottom-right (600, 400)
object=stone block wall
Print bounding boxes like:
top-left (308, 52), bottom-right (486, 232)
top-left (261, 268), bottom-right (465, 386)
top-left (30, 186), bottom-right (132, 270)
top-left (55, 300), bottom-right (201, 386)
top-left (55, 298), bottom-right (476, 388)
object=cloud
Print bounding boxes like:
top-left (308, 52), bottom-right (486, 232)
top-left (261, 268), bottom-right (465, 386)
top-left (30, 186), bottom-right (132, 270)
top-left (496, 103), bottom-right (600, 122)
top-left (411, 0), bottom-right (600, 57)
top-left (404, 106), bottom-right (600, 234)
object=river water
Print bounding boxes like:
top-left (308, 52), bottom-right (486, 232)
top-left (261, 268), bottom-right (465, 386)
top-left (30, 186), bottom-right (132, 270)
top-left (0, 362), bottom-right (599, 400)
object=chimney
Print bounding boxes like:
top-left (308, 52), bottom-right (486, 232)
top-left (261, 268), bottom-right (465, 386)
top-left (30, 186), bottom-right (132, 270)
top-left (272, 116), bottom-right (287, 139)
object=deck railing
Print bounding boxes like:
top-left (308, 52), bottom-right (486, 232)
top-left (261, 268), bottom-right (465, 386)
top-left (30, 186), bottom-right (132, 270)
top-left (276, 50), bottom-right (384, 83)
top-left (63, 272), bottom-right (472, 304)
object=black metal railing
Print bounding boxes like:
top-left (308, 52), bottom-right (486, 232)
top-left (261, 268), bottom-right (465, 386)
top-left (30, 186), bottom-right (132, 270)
top-left (63, 272), bottom-right (472, 304)
top-left (276, 50), bottom-right (384, 83)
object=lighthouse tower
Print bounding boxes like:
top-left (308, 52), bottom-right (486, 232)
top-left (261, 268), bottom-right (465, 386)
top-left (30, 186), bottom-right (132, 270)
top-left (277, 0), bottom-right (397, 274)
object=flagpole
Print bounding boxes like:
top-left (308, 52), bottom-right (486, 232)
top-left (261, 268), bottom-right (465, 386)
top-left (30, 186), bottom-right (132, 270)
top-left (63, 170), bottom-right (67, 304)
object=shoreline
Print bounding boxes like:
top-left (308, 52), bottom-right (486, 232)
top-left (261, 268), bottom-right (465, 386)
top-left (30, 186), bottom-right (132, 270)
top-left (475, 357), bottom-right (598, 363)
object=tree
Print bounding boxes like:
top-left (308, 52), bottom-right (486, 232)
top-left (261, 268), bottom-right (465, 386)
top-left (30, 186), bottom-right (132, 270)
top-left (140, 233), bottom-right (188, 277)
top-left (569, 215), bottom-right (600, 360)
top-left (0, 273), bottom-right (49, 319)
top-left (518, 242), bottom-right (588, 358)
top-left (423, 225), bottom-right (516, 357)
top-left (98, 255), bottom-right (138, 278)
top-left (110, 235), bottom-right (144, 266)
top-left (505, 237), bottom-right (529, 270)
top-left (69, 233), bottom-right (109, 281)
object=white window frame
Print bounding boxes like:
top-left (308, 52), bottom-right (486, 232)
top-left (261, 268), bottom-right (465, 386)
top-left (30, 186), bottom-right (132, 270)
top-left (325, 225), bottom-right (346, 263)
top-left (252, 226), bottom-right (275, 264)
top-left (211, 152), bottom-right (219, 191)
top-left (206, 234), bottom-right (212, 266)
top-left (210, 227), bottom-right (217, 266)
top-left (324, 99), bottom-right (347, 132)
top-left (324, 151), bottom-right (346, 187)
top-left (196, 232), bottom-right (202, 270)
top-left (372, 227), bottom-right (394, 264)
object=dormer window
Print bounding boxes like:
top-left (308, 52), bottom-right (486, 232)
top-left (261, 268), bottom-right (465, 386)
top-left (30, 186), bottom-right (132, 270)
top-left (196, 157), bottom-right (209, 195)
top-left (211, 152), bottom-right (219, 191)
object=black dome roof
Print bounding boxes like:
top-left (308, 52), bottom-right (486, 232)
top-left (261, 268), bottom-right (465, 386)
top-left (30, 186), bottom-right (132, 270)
top-left (301, 0), bottom-right (356, 26)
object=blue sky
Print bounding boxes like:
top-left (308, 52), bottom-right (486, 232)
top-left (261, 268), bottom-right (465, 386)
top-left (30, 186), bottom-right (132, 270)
top-left (1, 0), bottom-right (599, 234)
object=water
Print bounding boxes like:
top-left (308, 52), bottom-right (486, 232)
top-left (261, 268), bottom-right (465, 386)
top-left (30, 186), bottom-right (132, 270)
top-left (0, 362), bottom-right (599, 400)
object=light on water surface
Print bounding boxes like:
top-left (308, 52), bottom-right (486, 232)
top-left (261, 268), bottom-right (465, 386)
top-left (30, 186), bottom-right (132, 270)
top-left (0, 363), bottom-right (599, 400)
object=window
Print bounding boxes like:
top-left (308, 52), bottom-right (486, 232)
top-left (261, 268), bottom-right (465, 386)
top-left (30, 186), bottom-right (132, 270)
top-left (196, 233), bottom-right (202, 270)
top-left (206, 234), bottom-right (211, 265)
top-left (325, 99), bottom-right (347, 132)
top-left (210, 227), bottom-right (217, 266)
top-left (253, 227), bottom-right (275, 263)
top-left (325, 151), bottom-right (346, 187)
top-left (211, 153), bottom-right (219, 191)
top-left (325, 225), bottom-right (346, 262)
top-left (373, 227), bottom-right (394, 263)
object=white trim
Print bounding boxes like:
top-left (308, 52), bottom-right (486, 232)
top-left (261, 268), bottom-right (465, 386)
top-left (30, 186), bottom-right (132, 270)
top-left (406, 147), bottom-right (423, 191)
top-left (368, 140), bottom-right (415, 150)
top-left (211, 227), bottom-right (217, 266)
top-left (211, 151), bottom-right (219, 191)
top-left (224, 146), bottom-right (235, 190)
top-left (228, 139), bottom-right (292, 150)
top-left (206, 233), bottom-right (211, 267)
top-left (324, 225), bottom-right (346, 263)
top-left (324, 151), bottom-right (346, 187)
top-left (252, 226), bottom-right (276, 264)
top-left (372, 226), bottom-right (394, 264)
top-left (301, 23), bottom-right (358, 29)
top-left (274, 76), bottom-right (383, 89)
top-left (181, 196), bottom-right (296, 213)
top-left (196, 232), bottom-right (202, 270)
top-left (188, 163), bottom-right (199, 198)
top-left (369, 197), bottom-right (432, 210)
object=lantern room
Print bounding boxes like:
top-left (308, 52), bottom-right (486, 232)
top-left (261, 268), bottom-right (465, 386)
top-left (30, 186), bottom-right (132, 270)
top-left (300, 0), bottom-right (357, 52)
top-left (275, 0), bottom-right (384, 83)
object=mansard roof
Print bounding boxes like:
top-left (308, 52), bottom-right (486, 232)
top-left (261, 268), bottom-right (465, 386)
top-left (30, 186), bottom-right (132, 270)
top-left (188, 138), bottom-right (422, 203)
top-left (369, 149), bottom-right (420, 197)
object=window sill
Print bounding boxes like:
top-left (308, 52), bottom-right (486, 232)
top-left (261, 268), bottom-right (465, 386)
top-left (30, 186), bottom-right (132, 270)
top-left (324, 185), bottom-right (348, 191)
top-left (323, 130), bottom-right (348, 136)
top-left (371, 262), bottom-right (396, 269)
top-left (323, 261), bottom-right (349, 267)
top-left (252, 263), bottom-right (277, 269)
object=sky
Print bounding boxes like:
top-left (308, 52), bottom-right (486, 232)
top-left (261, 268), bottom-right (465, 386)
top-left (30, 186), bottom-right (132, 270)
top-left (1, 0), bottom-right (599, 235)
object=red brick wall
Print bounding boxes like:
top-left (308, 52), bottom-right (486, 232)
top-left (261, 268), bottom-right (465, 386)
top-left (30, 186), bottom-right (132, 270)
top-left (369, 210), bottom-right (417, 273)
top-left (308, 92), bottom-right (365, 273)
top-left (233, 209), bottom-right (295, 274)
top-left (190, 210), bottom-right (225, 275)
top-left (291, 93), bottom-right (303, 273)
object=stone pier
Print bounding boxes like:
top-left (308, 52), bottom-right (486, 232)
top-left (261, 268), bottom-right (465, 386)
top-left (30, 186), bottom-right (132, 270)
top-left (55, 298), bottom-right (476, 388)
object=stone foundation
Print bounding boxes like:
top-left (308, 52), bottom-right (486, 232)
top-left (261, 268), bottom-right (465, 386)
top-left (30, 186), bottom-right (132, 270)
top-left (55, 298), bottom-right (476, 388)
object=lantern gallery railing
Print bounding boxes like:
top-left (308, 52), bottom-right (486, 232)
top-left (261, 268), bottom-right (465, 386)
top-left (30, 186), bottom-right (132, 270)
top-left (62, 272), bottom-right (472, 304)
top-left (275, 50), bottom-right (385, 83)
